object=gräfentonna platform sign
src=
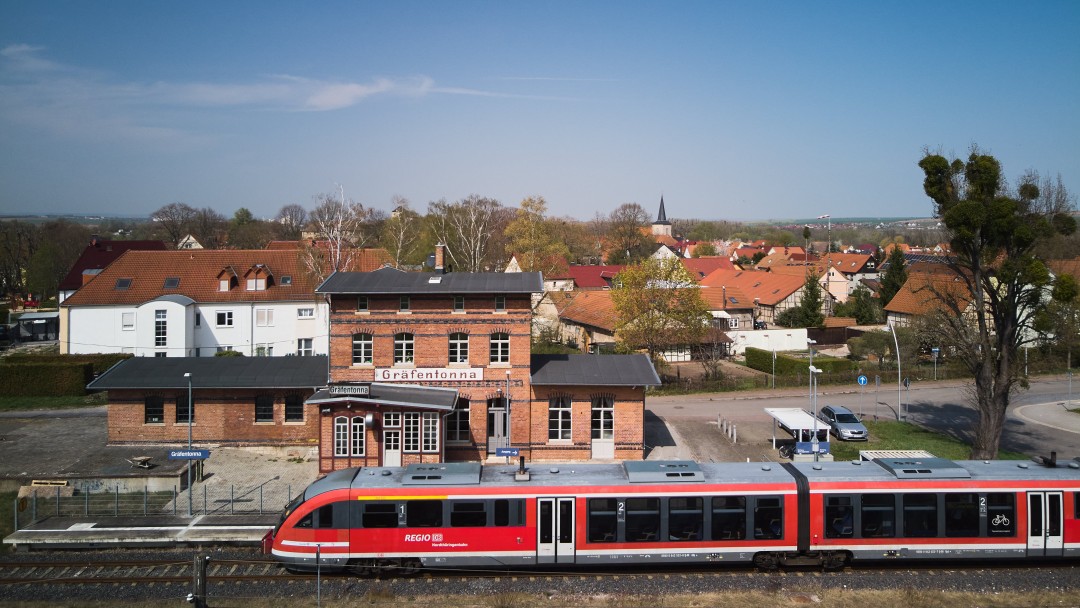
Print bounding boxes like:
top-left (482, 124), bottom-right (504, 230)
top-left (169, 449), bottom-right (210, 460)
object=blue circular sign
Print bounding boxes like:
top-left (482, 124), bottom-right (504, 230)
top-left (857, 374), bottom-right (868, 386)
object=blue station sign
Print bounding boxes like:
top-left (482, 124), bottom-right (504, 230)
top-left (168, 449), bottom-right (210, 460)
top-left (495, 447), bottom-right (520, 457)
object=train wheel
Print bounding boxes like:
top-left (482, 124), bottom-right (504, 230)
top-left (350, 559), bottom-right (377, 576)
top-left (398, 558), bottom-right (422, 575)
top-left (822, 551), bottom-right (850, 571)
top-left (753, 552), bottom-right (780, 571)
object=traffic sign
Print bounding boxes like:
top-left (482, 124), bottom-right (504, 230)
top-left (495, 447), bottom-right (519, 457)
top-left (169, 449), bottom-right (210, 460)
top-left (857, 374), bottom-right (868, 386)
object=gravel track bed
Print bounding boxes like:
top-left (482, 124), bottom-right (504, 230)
top-left (2, 548), bottom-right (1079, 604)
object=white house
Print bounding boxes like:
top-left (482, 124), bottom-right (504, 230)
top-left (60, 250), bottom-right (328, 357)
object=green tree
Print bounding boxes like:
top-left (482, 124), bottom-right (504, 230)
top-left (611, 257), bottom-right (710, 361)
top-left (879, 246), bottom-right (908, 306)
top-left (691, 242), bottom-right (718, 257)
top-left (833, 284), bottom-right (882, 324)
top-left (775, 272), bottom-right (825, 328)
top-left (605, 203), bottom-right (652, 264)
top-left (504, 196), bottom-right (571, 276)
top-left (918, 147), bottom-right (1077, 459)
top-left (1044, 273), bottom-right (1080, 370)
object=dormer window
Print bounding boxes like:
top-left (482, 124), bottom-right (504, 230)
top-left (219, 279), bottom-right (231, 292)
top-left (246, 277), bottom-right (267, 291)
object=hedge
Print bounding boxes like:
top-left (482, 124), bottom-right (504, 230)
top-left (0, 362), bottom-right (94, 397)
top-left (745, 346), bottom-right (857, 375)
top-left (2, 353), bottom-right (131, 375)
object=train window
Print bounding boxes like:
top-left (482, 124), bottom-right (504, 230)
top-left (451, 502), bottom-right (487, 527)
top-left (295, 513), bottom-right (313, 529)
top-left (860, 494), bottom-right (895, 537)
top-left (710, 496), bottom-right (746, 541)
top-left (493, 499), bottom-right (525, 526)
top-left (407, 500), bottom-right (443, 527)
top-left (626, 498), bottom-right (661, 542)
top-left (987, 493), bottom-right (1015, 536)
top-left (314, 504), bottom-right (334, 529)
top-left (824, 496), bottom-right (854, 539)
top-left (944, 493), bottom-right (980, 537)
top-left (588, 498), bottom-right (619, 542)
top-left (668, 497), bottom-right (703, 541)
top-left (752, 497), bottom-right (783, 540)
top-left (363, 503), bottom-right (399, 528)
top-left (902, 493), bottom-right (938, 538)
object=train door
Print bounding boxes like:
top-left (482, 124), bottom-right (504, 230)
top-left (537, 497), bottom-right (575, 564)
top-left (1026, 492), bottom-right (1064, 557)
top-left (383, 430), bottom-right (401, 467)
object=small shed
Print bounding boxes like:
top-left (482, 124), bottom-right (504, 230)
top-left (764, 407), bottom-right (831, 453)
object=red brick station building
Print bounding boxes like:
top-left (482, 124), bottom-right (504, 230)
top-left (89, 266), bottom-right (660, 472)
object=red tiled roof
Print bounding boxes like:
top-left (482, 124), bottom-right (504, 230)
top-left (680, 257), bottom-right (734, 279)
top-left (59, 239), bottom-right (168, 291)
top-left (699, 285), bottom-right (753, 311)
top-left (565, 265), bottom-right (625, 289)
top-left (62, 249), bottom-right (322, 306)
top-left (556, 290), bottom-right (618, 332)
top-left (265, 241), bottom-right (392, 272)
top-left (699, 268), bottom-right (806, 306)
top-left (883, 272), bottom-right (973, 316)
top-left (1047, 257), bottom-right (1080, 281)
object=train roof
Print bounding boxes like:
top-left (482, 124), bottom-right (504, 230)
top-left (792, 457), bottom-right (1080, 484)
top-left (302, 457), bottom-right (1080, 499)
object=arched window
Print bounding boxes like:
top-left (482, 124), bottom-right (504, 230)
top-left (352, 333), bottom-right (373, 365)
top-left (394, 332), bottom-right (414, 364)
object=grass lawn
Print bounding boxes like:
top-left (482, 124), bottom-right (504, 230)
top-left (0, 392), bottom-right (108, 412)
top-left (828, 420), bottom-right (1028, 461)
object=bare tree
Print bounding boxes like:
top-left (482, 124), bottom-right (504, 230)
top-left (151, 202), bottom-right (197, 249)
top-left (380, 196), bottom-right (420, 268)
top-left (306, 186), bottom-right (372, 280)
top-left (606, 203), bottom-right (651, 264)
top-left (0, 220), bottom-right (39, 300)
top-left (190, 207), bottom-right (227, 249)
top-left (274, 204), bottom-right (308, 241)
top-left (426, 195), bottom-right (504, 272)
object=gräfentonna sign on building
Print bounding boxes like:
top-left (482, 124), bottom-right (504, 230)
top-left (375, 367), bottom-right (483, 382)
top-left (330, 384), bottom-right (371, 396)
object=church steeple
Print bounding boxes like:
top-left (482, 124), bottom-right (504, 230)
top-left (652, 195), bottom-right (672, 237)
top-left (655, 195), bottom-right (670, 225)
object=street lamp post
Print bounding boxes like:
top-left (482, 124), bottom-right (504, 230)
top-left (888, 323), bottom-right (902, 421)
top-left (809, 365), bottom-right (822, 461)
top-left (807, 338), bottom-right (817, 400)
top-left (818, 214), bottom-right (831, 316)
top-left (932, 347), bottom-right (939, 381)
top-left (184, 372), bottom-right (193, 517)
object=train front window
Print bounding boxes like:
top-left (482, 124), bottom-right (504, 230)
top-left (903, 493), bottom-right (938, 538)
top-left (987, 493), bottom-right (1015, 536)
top-left (944, 493), bottom-right (979, 537)
top-left (861, 493), bottom-right (895, 537)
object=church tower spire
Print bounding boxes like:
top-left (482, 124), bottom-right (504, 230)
top-left (652, 195), bottom-right (672, 237)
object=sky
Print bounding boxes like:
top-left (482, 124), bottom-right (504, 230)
top-left (1, 1), bottom-right (1078, 223)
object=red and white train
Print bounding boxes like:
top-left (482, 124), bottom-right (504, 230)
top-left (265, 456), bottom-right (1080, 572)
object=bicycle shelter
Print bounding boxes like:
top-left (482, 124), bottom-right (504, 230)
top-left (765, 408), bottom-right (831, 454)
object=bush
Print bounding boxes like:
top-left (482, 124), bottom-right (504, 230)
top-left (745, 346), bottom-right (857, 375)
top-left (0, 362), bottom-right (94, 396)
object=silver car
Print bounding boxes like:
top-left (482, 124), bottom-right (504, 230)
top-left (819, 405), bottom-right (868, 441)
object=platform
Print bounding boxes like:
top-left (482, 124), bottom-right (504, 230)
top-left (2, 514), bottom-right (279, 550)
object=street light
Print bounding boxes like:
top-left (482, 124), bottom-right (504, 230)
top-left (818, 214), bottom-right (831, 316)
top-left (888, 323), bottom-right (902, 421)
top-left (184, 372), bottom-right (193, 517)
top-left (932, 347), bottom-right (939, 381)
top-left (807, 338), bottom-right (817, 400)
top-left (809, 365), bottom-right (822, 461)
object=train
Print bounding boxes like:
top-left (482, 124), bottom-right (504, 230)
top-left (265, 455), bottom-right (1080, 573)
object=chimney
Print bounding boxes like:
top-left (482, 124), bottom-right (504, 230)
top-left (435, 243), bottom-right (445, 274)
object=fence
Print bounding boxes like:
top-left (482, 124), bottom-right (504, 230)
top-left (13, 479), bottom-right (297, 530)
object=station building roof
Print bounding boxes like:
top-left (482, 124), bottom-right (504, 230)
top-left (530, 354), bottom-right (661, 387)
top-left (317, 267), bottom-right (542, 295)
top-left (87, 355), bottom-right (329, 390)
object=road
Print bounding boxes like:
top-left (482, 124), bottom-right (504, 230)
top-left (646, 375), bottom-right (1080, 463)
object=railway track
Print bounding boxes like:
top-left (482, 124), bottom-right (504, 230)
top-left (0, 557), bottom-right (308, 586)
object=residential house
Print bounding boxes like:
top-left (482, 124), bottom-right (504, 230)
top-left (60, 249), bottom-right (328, 357)
top-left (58, 237), bottom-right (167, 304)
top-left (700, 269), bottom-right (811, 325)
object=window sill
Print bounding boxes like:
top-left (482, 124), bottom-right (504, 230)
top-left (351, 363), bottom-right (375, 368)
top-left (254, 421), bottom-right (275, 425)
top-left (283, 420), bottom-right (306, 425)
top-left (354, 311), bottom-right (370, 315)
top-left (447, 362), bottom-right (471, 367)
top-left (547, 439), bottom-right (573, 445)
top-left (488, 362), bottom-right (511, 368)
top-left (143, 422), bottom-right (165, 426)
top-left (451, 310), bottom-right (466, 314)
top-left (397, 310), bottom-right (412, 315)
top-left (393, 363), bottom-right (416, 368)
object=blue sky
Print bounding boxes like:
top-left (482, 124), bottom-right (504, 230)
top-left (1, 1), bottom-right (1078, 222)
